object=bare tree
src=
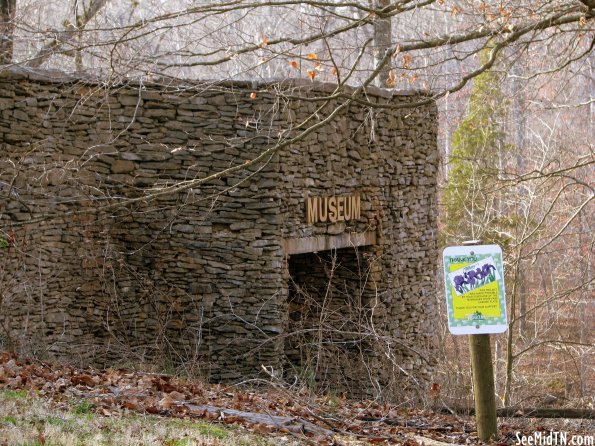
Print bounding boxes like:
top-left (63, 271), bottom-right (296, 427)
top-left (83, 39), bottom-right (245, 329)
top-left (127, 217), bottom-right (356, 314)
top-left (0, 0), bottom-right (15, 63)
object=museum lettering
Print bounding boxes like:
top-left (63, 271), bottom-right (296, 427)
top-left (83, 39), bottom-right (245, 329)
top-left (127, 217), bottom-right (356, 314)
top-left (306, 194), bottom-right (361, 224)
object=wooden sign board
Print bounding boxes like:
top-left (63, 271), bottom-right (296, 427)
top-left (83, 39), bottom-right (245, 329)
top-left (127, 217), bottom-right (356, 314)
top-left (443, 244), bottom-right (507, 335)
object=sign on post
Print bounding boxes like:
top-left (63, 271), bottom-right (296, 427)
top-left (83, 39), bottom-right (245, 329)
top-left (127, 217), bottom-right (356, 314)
top-left (443, 243), bottom-right (506, 441)
top-left (443, 244), bottom-right (507, 335)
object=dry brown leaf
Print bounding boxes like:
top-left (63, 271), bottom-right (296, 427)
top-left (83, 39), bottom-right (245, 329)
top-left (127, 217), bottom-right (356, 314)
top-left (169, 390), bottom-right (186, 401)
top-left (252, 423), bottom-right (272, 434)
top-left (159, 393), bottom-right (174, 410)
top-left (172, 404), bottom-right (188, 415)
top-left (154, 377), bottom-right (176, 393)
top-left (7, 376), bottom-right (22, 389)
top-left (137, 375), bottom-right (153, 389)
top-left (288, 60), bottom-right (299, 69)
top-left (122, 397), bottom-right (143, 411)
top-left (249, 92), bottom-right (257, 99)
top-left (306, 53), bottom-right (318, 60)
top-left (78, 87), bottom-right (92, 97)
top-left (402, 54), bottom-right (413, 69)
top-left (307, 70), bottom-right (316, 80)
top-left (72, 374), bottom-right (97, 387)
top-left (223, 415), bottom-right (241, 424)
top-left (145, 405), bottom-right (160, 414)
top-left (4, 359), bottom-right (21, 377)
top-left (499, 6), bottom-right (511, 17)
top-left (386, 69), bottom-right (397, 87)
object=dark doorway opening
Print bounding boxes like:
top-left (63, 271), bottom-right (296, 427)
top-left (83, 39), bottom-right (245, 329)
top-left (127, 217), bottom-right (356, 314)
top-left (285, 247), bottom-right (378, 395)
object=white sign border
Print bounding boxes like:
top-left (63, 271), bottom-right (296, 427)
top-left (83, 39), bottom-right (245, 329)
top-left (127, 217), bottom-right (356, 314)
top-left (443, 244), bottom-right (508, 335)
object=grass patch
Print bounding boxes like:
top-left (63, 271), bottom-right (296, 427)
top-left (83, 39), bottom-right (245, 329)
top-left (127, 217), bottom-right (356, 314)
top-left (28, 414), bottom-right (66, 427)
top-left (17, 443), bottom-right (61, 446)
top-left (45, 415), bottom-right (66, 426)
top-left (171, 419), bottom-right (230, 440)
top-left (2, 389), bottom-right (29, 400)
top-left (72, 400), bottom-right (93, 415)
top-left (1, 415), bottom-right (18, 425)
top-left (194, 423), bottom-right (229, 439)
top-left (164, 438), bottom-right (193, 446)
top-left (0, 391), bottom-right (297, 445)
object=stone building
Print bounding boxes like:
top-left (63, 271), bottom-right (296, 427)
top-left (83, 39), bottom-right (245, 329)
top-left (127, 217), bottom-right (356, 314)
top-left (0, 67), bottom-right (439, 396)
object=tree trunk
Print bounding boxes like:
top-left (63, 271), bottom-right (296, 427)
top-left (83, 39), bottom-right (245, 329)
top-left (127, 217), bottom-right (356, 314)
top-left (0, 0), bottom-right (16, 64)
top-left (504, 276), bottom-right (516, 406)
top-left (373, 0), bottom-right (392, 88)
top-left (510, 60), bottom-right (527, 338)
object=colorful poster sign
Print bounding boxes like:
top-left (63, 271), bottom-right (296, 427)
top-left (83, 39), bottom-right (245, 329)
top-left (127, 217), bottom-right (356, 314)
top-left (443, 244), bottom-right (507, 335)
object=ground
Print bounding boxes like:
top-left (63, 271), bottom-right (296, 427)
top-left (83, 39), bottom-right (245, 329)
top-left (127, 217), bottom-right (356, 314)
top-left (0, 352), bottom-right (592, 446)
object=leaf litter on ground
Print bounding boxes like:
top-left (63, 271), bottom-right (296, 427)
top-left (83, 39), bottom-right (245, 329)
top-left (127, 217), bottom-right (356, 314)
top-left (0, 352), bottom-right (592, 445)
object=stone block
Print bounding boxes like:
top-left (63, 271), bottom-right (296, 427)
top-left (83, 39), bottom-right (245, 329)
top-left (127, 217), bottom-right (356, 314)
top-left (110, 160), bottom-right (136, 173)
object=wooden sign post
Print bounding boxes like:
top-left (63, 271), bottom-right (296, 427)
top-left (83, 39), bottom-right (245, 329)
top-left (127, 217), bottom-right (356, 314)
top-left (469, 333), bottom-right (497, 440)
top-left (442, 242), bottom-right (507, 441)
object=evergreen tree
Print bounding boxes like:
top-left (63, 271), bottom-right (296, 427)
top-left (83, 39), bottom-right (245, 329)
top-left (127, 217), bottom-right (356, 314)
top-left (442, 48), bottom-right (510, 245)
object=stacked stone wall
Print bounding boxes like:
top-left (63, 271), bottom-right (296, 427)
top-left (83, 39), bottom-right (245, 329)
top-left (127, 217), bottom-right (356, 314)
top-left (0, 68), bottom-right (438, 394)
